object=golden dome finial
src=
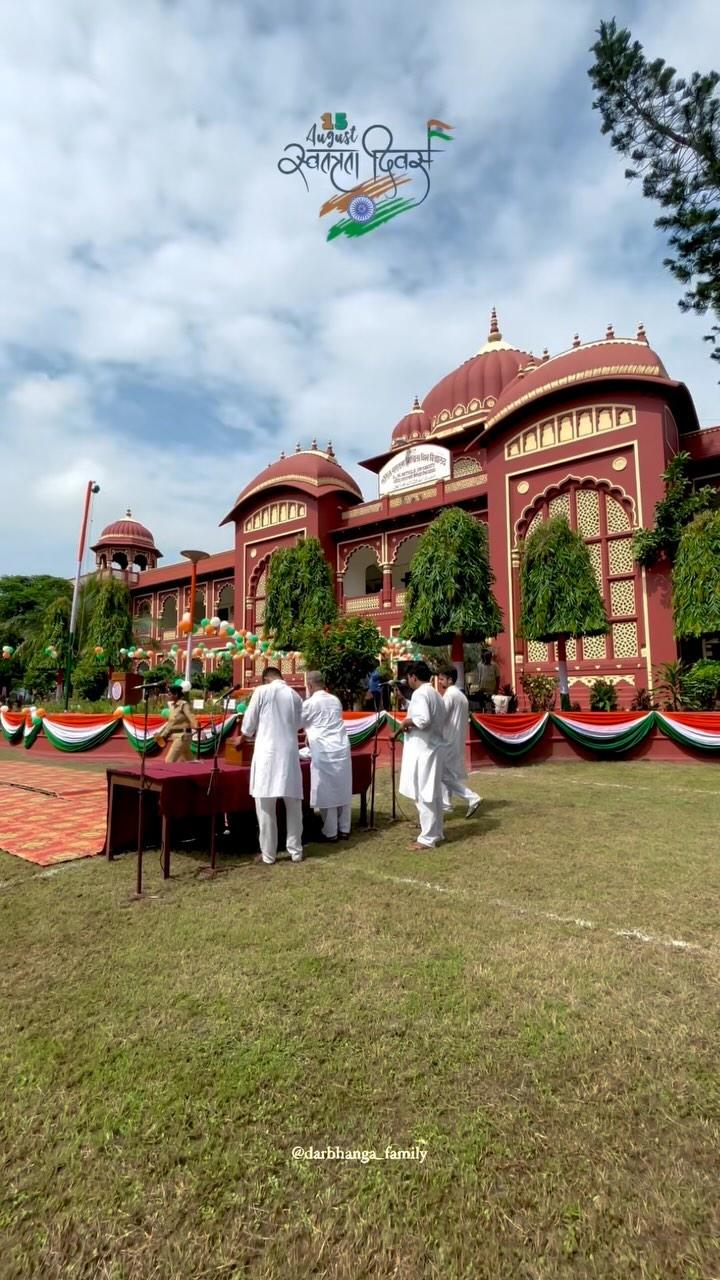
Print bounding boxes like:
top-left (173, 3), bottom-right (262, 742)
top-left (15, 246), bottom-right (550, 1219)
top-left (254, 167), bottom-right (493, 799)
top-left (572, 333), bottom-right (581, 349)
top-left (606, 323), bottom-right (615, 339)
top-left (488, 306), bottom-right (501, 343)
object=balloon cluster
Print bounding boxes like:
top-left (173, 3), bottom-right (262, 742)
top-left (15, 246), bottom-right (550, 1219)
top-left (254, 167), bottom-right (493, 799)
top-left (169, 618), bottom-right (299, 665)
top-left (44, 645), bottom-right (59, 661)
top-left (119, 646), bottom-right (147, 660)
top-left (1, 644), bottom-right (14, 660)
top-left (379, 636), bottom-right (421, 664)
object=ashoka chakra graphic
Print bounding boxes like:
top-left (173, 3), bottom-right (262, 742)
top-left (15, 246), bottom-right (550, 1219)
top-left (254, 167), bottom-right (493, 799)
top-left (348, 195), bottom-right (376, 223)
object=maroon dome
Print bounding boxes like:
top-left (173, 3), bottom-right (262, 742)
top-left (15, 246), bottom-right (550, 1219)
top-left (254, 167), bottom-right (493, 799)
top-left (93, 512), bottom-right (158, 550)
top-left (391, 397), bottom-right (432, 448)
top-left (486, 327), bottom-right (670, 431)
top-left (221, 442), bottom-right (362, 525)
top-left (424, 309), bottom-right (533, 436)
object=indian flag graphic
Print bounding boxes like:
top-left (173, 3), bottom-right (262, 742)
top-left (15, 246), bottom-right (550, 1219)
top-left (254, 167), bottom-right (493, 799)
top-left (319, 119), bottom-right (454, 241)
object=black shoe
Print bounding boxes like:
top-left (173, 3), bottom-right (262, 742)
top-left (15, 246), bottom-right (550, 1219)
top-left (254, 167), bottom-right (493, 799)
top-left (317, 834), bottom-right (338, 844)
top-left (338, 832), bottom-right (350, 840)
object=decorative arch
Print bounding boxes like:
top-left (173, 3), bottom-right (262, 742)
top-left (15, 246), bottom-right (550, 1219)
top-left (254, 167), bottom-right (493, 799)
top-left (159, 593), bottom-right (178, 635)
top-left (340, 541), bottom-right (380, 574)
top-left (216, 581), bottom-right (235, 622)
top-left (515, 475), bottom-right (636, 546)
top-left (390, 532), bottom-right (423, 590)
top-left (343, 544), bottom-right (382, 597)
top-left (513, 475), bottom-right (641, 667)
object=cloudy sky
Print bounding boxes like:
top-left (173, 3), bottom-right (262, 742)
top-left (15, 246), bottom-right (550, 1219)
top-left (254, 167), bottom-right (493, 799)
top-left (1, 0), bottom-right (718, 575)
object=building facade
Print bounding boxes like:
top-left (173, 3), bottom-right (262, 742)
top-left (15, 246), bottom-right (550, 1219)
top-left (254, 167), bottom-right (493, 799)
top-left (94, 312), bottom-right (720, 705)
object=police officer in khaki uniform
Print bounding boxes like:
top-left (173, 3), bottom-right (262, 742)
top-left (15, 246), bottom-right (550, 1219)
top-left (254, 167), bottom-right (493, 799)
top-left (160, 680), bottom-right (197, 762)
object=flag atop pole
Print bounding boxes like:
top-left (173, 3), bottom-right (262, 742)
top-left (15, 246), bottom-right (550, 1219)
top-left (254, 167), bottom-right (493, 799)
top-left (427, 117), bottom-right (454, 142)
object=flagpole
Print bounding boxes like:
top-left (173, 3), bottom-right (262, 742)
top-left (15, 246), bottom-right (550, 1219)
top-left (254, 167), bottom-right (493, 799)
top-left (64, 481), bottom-right (100, 710)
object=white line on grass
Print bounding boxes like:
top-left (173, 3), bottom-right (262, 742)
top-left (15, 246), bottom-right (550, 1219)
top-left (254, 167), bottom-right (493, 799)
top-left (364, 871), bottom-right (706, 954)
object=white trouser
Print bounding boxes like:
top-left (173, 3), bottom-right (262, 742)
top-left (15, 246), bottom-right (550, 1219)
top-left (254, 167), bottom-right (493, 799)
top-left (442, 771), bottom-right (480, 808)
top-left (320, 804), bottom-right (351, 839)
top-left (416, 795), bottom-right (444, 847)
top-left (255, 797), bottom-right (303, 863)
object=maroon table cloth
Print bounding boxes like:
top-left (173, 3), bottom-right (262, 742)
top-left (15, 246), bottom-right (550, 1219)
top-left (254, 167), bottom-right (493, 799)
top-left (104, 755), bottom-right (372, 855)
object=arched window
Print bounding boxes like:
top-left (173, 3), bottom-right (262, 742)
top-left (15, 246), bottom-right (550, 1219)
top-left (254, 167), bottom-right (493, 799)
top-left (344, 546), bottom-right (382, 597)
top-left (184, 586), bottom-right (206, 626)
top-left (517, 481), bottom-right (639, 664)
top-left (160, 594), bottom-right (178, 636)
top-left (134, 599), bottom-right (152, 637)
top-left (216, 582), bottom-right (235, 623)
top-left (253, 565), bottom-right (268, 630)
top-left (391, 534), bottom-right (422, 590)
top-left (112, 551), bottom-right (128, 570)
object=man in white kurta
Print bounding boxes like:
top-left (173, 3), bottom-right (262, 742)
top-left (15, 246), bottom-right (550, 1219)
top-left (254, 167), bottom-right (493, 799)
top-left (437, 668), bottom-right (481, 817)
top-left (301, 672), bottom-right (352, 841)
top-left (398, 661), bottom-right (447, 849)
top-left (237, 667), bottom-right (304, 864)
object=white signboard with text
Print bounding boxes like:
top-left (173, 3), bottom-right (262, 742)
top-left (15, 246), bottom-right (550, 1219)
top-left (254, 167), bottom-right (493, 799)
top-left (379, 444), bottom-right (452, 496)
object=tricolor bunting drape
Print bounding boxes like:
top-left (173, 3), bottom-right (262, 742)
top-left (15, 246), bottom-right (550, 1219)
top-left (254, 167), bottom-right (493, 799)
top-left (470, 710), bottom-right (720, 757)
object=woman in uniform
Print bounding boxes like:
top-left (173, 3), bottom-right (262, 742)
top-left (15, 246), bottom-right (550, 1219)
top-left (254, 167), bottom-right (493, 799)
top-left (161, 680), bottom-right (197, 762)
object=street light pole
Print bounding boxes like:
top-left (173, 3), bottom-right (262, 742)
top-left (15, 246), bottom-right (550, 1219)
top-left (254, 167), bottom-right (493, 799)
top-left (180, 549), bottom-right (210, 688)
top-left (64, 481), bottom-right (100, 710)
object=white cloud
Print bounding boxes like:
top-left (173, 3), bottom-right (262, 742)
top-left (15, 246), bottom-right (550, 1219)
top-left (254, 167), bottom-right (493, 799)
top-left (1, 0), bottom-right (718, 574)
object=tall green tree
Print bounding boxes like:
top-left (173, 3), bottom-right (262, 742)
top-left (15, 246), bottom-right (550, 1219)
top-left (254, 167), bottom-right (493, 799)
top-left (519, 517), bottom-right (609, 711)
top-left (672, 509), bottom-right (720, 637)
top-left (0, 575), bottom-right (72, 695)
top-left (400, 508), bottom-right (502, 687)
top-left (589, 19), bottom-right (720, 367)
top-left (22, 597), bottom-right (71, 698)
top-left (0, 575), bottom-right (72, 648)
top-left (301, 616), bottom-right (381, 710)
top-left (633, 451), bottom-right (716, 566)
top-left (264, 538), bottom-right (337, 650)
top-left (73, 578), bottom-right (132, 699)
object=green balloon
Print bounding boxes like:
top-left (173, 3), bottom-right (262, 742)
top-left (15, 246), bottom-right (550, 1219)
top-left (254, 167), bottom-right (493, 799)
top-left (160, 707), bottom-right (170, 719)
top-left (121, 704), bottom-right (132, 715)
top-left (226, 625), bottom-right (236, 636)
top-left (200, 617), bottom-right (209, 628)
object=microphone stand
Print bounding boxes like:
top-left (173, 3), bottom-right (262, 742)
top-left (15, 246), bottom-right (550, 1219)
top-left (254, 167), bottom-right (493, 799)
top-left (204, 684), bottom-right (236, 875)
top-left (368, 707), bottom-right (381, 829)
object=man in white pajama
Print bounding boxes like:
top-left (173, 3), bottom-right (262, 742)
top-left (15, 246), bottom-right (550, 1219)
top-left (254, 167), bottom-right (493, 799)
top-left (237, 667), bottom-right (304, 864)
top-left (397, 661), bottom-right (447, 850)
top-left (301, 672), bottom-right (352, 841)
top-left (437, 668), bottom-right (481, 818)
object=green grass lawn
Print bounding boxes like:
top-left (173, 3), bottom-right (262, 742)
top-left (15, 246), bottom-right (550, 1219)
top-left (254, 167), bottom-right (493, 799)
top-left (2, 759), bottom-right (720, 1279)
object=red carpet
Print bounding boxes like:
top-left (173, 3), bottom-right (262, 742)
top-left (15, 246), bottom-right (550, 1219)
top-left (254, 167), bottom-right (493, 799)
top-left (0, 762), bottom-right (107, 866)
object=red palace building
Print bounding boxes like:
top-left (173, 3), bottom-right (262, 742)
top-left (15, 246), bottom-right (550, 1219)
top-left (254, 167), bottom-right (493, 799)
top-left (92, 311), bottom-right (720, 706)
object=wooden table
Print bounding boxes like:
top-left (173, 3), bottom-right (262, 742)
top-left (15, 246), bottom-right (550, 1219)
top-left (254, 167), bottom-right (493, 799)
top-left (105, 756), bottom-right (372, 877)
